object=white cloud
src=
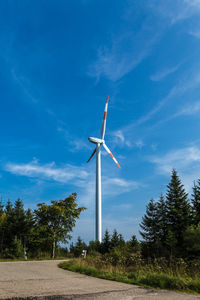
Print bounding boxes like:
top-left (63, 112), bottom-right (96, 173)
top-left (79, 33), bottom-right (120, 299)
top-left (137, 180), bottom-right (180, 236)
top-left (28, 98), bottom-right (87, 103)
top-left (5, 160), bottom-right (89, 183)
top-left (149, 146), bottom-right (200, 191)
top-left (69, 139), bottom-right (91, 152)
top-left (88, 35), bottom-right (157, 82)
top-left (149, 0), bottom-right (200, 25)
top-left (189, 30), bottom-right (200, 39)
top-left (135, 140), bottom-right (145, 149)
top-left (88, 2), bottom-right (164, 82)
top-left (111, 130), bottom-right (132, 148)
top-left (150, 65), bottom-right (179, 81)
top-left (4, 159), bottom-right (142, 206)
top-left (57, 126), bottom-right (91, 152)
top-left (151, 146), bottom-right (200, 174)
top-left (11, 69), bottom-right (38, 104)
top-left (176, 101), bottom-right (200, 116)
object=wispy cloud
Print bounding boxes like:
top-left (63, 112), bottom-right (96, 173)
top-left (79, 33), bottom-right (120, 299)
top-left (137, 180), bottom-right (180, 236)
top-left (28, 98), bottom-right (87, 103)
top-left (189, 30), bottom-right (200, 39)
top-left (88, 33), bottom-right (158, 82)
top-left (88, 1), bottom-right (164, 82)
top-left (11, 69), bottom-right (38, 104)
top-left (150, 146), bottom-right (200, 175)
top-left (89, 0), bottom-right (200, 83)
top-left (149, 145), bottom-right (200, 191)
top-left (150, 65), bottom-right (179, 81)
top-left (5, 160), bottom-right (89, 183)
top-left (149, 100), bottom-right (200, 129)
top-left (149, 0), bottom-right (200, 25)
top-left (57, 126), bottom-right (91, 152)
top-left (4, 159), bottom-right (142, 205)
top-left (121, 69), bottom-right (200, 135)
top-left (111, 130), bottom-right (132, 148)
top-left (175, 101), bottom-right (200, 116)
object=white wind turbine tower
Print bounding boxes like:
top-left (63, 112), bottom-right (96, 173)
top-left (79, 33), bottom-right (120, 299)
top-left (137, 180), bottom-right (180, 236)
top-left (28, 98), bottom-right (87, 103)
top-left (87, 95), bottom-right (120, 243)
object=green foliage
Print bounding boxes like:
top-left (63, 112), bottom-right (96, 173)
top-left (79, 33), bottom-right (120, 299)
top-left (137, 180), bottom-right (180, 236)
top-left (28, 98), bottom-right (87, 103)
top-left (0, 193), bottom-right (85, 259)
top-left (165, 169), bottom-right (190, 256)
top-left (191, 180), bottom-right (200, 226)
top-left (183, 223), bottom-right (200, 257)
top-left (70, 236), bottom-right (87, 257)
top-left (34, 193), bottom-right (86, 258)
top-left (59, 258), bottom-right (200, 294)
top-left (4, 236), bottom-right (24, 259)
top-left (101, 229), bottom-right (111, 254)
top-left (140, 169), bottom-right (193, 258)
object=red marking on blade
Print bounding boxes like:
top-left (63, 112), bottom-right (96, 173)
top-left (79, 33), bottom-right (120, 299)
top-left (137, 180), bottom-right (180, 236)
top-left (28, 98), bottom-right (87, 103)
top-left (117, 163), bottom-right (121, 168)
top-left (110, 153), bottom-right (114, 158)
top-left (106, 95), bottom-right (109, 104)
top-left (103, 111), bottom-right (107, 120)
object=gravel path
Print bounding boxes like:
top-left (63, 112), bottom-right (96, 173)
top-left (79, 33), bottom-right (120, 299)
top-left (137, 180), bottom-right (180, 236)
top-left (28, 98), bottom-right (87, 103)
top-left (0, 260), bottom-right (200, 299)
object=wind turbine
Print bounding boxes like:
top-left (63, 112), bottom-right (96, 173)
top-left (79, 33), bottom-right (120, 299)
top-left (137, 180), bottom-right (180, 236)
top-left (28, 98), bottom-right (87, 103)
top-left (87, 95), bottom-right (120, 243)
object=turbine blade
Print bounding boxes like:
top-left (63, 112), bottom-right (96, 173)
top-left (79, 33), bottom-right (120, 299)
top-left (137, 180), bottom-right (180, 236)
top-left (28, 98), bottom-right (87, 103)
top-left (103, 143), bottom-right (120, 168)
top-left (87, 148), bottom-right (96, 163)
top-left (100, 95), bottom-right (109, 139)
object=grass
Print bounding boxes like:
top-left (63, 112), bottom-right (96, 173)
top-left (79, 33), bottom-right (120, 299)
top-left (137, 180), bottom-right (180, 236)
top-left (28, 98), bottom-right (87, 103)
top-left (59, 258), bottom-right (200, 294)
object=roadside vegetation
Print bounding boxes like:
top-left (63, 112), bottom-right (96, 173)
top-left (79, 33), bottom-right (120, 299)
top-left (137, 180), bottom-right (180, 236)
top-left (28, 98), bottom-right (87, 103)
top-left (60, 169), bottom-right (200, 293)
top-left (0, 193), bottom-right (85, 259)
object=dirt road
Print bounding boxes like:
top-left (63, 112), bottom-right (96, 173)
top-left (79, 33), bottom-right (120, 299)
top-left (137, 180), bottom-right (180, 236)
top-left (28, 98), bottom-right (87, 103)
top-left (0, 260), bottom-right (200, 299)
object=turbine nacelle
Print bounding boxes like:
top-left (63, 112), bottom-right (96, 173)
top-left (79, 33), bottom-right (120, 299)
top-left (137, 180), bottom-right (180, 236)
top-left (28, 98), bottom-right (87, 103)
top-left (88, 137), bottom-right (104, 144)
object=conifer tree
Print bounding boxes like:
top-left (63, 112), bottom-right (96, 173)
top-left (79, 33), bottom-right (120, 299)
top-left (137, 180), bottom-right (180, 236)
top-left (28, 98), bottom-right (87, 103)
top-left (191, 179), bottom-right (200, 226)
top-left (139, 199), bottom-right (158, 243)
top-left (118, 234), bottom-right (125, 247)
top-left (127, 235), bottom-right (140, 252)
top-left (3, 200), bottom-right (14, 252)
top-left (73, 236), bottom-right (87, 257)
top-left (165, 169), bottom-right (190, 255)
top-left (0, 200), bottom-right (5, 257)
top-left (12, 198), bottom-right (27, 240)
top-left (111, 229), bottom-right (120, 249)
top-left (102, 229), bottom-right (111, 253)
top-left (155, 194), bottom-right (168, 255)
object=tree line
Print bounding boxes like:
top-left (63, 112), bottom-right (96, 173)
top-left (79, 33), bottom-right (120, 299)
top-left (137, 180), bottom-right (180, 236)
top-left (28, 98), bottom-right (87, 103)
top-left (1, 169), bottom-right (200, 261)
top-left (140, 169), bottom-right (200, 259)
top-left (0, 193), bottom-right (85, 259)
top-left (69, 169), bottom-right (200, 263)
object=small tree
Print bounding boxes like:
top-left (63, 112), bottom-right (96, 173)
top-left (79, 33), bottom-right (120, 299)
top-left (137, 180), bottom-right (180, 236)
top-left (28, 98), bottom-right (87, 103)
top-left (140, 199), bottom-right (160, 257)
top-left (191, 180), bottom-right (200, 226)
top-left (73, 236), bottom-right (87, 257)
top-left (34, 193), bottom-right (86, 258)
top-left (102, 229), bottom-right (111, 254)
top-left (183, 223), bottom-right (200, 257)
top-left (111, 229), bottom-right (120, 249)
top-left (127, 235), bottom-right (140, 253)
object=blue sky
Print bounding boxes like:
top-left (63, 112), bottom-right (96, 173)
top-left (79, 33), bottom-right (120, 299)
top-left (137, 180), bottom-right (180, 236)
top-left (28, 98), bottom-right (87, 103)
top-left (1, 0), bottom-right (200, 243)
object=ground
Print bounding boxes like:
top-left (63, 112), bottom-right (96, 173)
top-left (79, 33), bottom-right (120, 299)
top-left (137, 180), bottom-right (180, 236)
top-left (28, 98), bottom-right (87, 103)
top-left (0, 260), bottom-right (200, 299)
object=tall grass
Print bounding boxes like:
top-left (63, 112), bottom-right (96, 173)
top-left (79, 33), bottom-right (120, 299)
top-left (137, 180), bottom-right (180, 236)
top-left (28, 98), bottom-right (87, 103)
top-left (59, 257), bottom-right (200, 294)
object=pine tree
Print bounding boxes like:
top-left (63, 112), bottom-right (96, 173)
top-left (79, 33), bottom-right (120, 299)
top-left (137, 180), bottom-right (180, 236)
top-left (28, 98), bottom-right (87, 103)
top-left (139, 199), bottom-right (160, 257)
top-left (111, 229), bottom-right (120, 249)
top-left (0, 200), bottom-right (5, 257)
top-left (127, 235), bottom-right (140, 252)
top-left (191, 180), bottom-right (200, 226)
top-left (140, 199), bottom-right (158, 243)
top-left (12, 198), bottom-right (27, 240)
top-left (118, 234), bottom-right (125, 247)
top-left (73, 236), bottom-right (87, 257)
top-left (3, 200), bottom-right (14, 252)
top-left (102, 229), bottom-right (111, 253)
top-left (165, 169), bottom-right (190, 256)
